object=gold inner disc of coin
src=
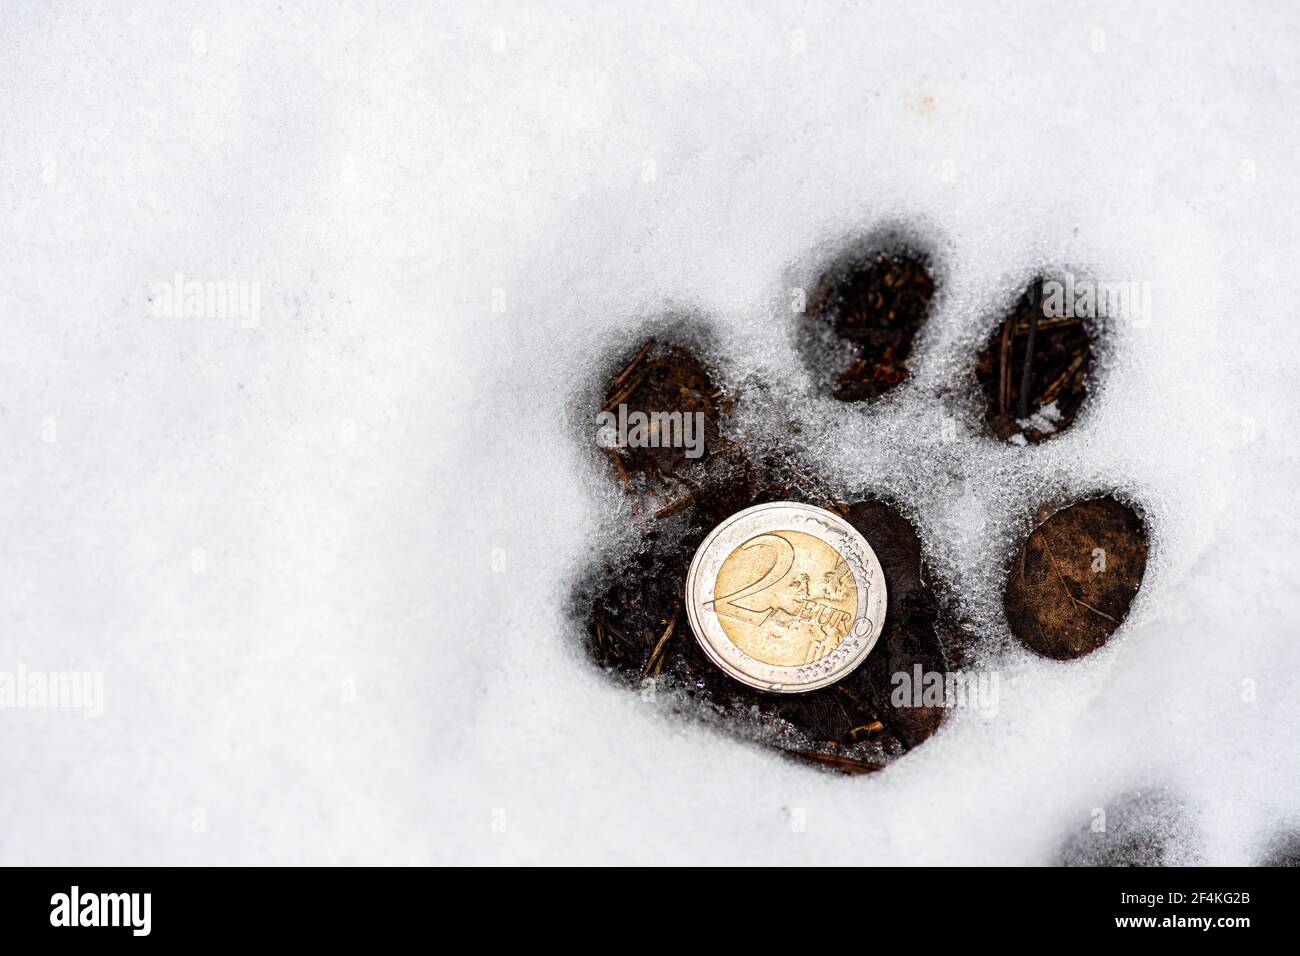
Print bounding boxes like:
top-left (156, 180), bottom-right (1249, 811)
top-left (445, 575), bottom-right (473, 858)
top-left (712, 529), bottom-right (860, 667)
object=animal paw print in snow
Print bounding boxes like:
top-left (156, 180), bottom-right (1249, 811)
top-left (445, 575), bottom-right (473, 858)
top-left (571, 238), bottom-right (1149, 774)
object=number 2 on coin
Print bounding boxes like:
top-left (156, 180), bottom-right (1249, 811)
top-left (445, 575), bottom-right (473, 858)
top-left (708, 533), bottom-right (795, 627)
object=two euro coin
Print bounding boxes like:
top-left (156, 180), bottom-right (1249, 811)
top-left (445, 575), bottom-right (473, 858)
top-left (685, 502), bottom-right (887, 693)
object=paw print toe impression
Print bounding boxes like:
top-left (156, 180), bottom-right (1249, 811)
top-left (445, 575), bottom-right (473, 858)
top-left (798, 244), bottom-right (937, 403)
top-left (974, 277), bottom-right (1097, 445)
top-left (1005, 495), bottom-right (1148, 661)
top-left (573, 240), bottom-right (1150, 773)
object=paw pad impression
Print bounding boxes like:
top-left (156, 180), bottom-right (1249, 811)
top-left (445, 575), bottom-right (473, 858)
top-left (573, 238), bottom-right (1150, 773)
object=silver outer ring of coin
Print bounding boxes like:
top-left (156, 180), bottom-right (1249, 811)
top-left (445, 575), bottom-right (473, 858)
top-left (685, 501), bottom-right (887, 694)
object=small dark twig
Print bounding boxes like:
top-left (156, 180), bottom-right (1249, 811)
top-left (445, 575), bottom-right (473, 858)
top-left (786, 750), bottom-right (883, 775)
top-left (1017, 309), bottom-right (1039, 420)
top-left (641, 616), bottom-right (677, 677)
top-left (998, 319), bottom-right (1012, 415)
top-left (653, 495), bottom-right (694, 520)
top-left (608, 338), bottom-right (655, 394)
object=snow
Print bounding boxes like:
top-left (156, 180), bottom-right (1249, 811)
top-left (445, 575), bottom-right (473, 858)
top-left (1, 0), bottom-right (1298, 864)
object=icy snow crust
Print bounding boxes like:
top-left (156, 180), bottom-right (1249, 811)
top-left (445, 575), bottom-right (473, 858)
top-left (1, 2), bottom-right (1297, 864)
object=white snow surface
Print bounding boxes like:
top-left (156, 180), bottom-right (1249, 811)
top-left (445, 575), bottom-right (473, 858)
top-left (1, 1), bottom-right (1298, 864)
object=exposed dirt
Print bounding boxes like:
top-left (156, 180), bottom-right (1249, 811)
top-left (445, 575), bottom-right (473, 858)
top-left (802, 249), bottom-right (936, 402)
top-left (579, 336), bottom-right (954, 773)
top-left (597, 338), bottom-right (733, 486)
top-left (576, 252), bottom-right (1147, 774)
top-left (975, 278), bottom-right (1095, 443)
top-left (1004, 496), bottom-right (1149, 660)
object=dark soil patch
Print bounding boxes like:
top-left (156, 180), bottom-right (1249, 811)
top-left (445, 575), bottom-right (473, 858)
top-left (578, 336), bottom-right (956, 772)
top-left (975, 278), bottom-right (1094, 443)
top-left (597, 337), bottom-right (732, 486)
top-left (1005, 496), bottom-right (1149, 660)
top-left (802, 248), bottom-right (935, 402)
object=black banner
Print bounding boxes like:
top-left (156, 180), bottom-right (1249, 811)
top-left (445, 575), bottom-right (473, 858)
top-left (0, 865), bottom-right (1284, 943)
